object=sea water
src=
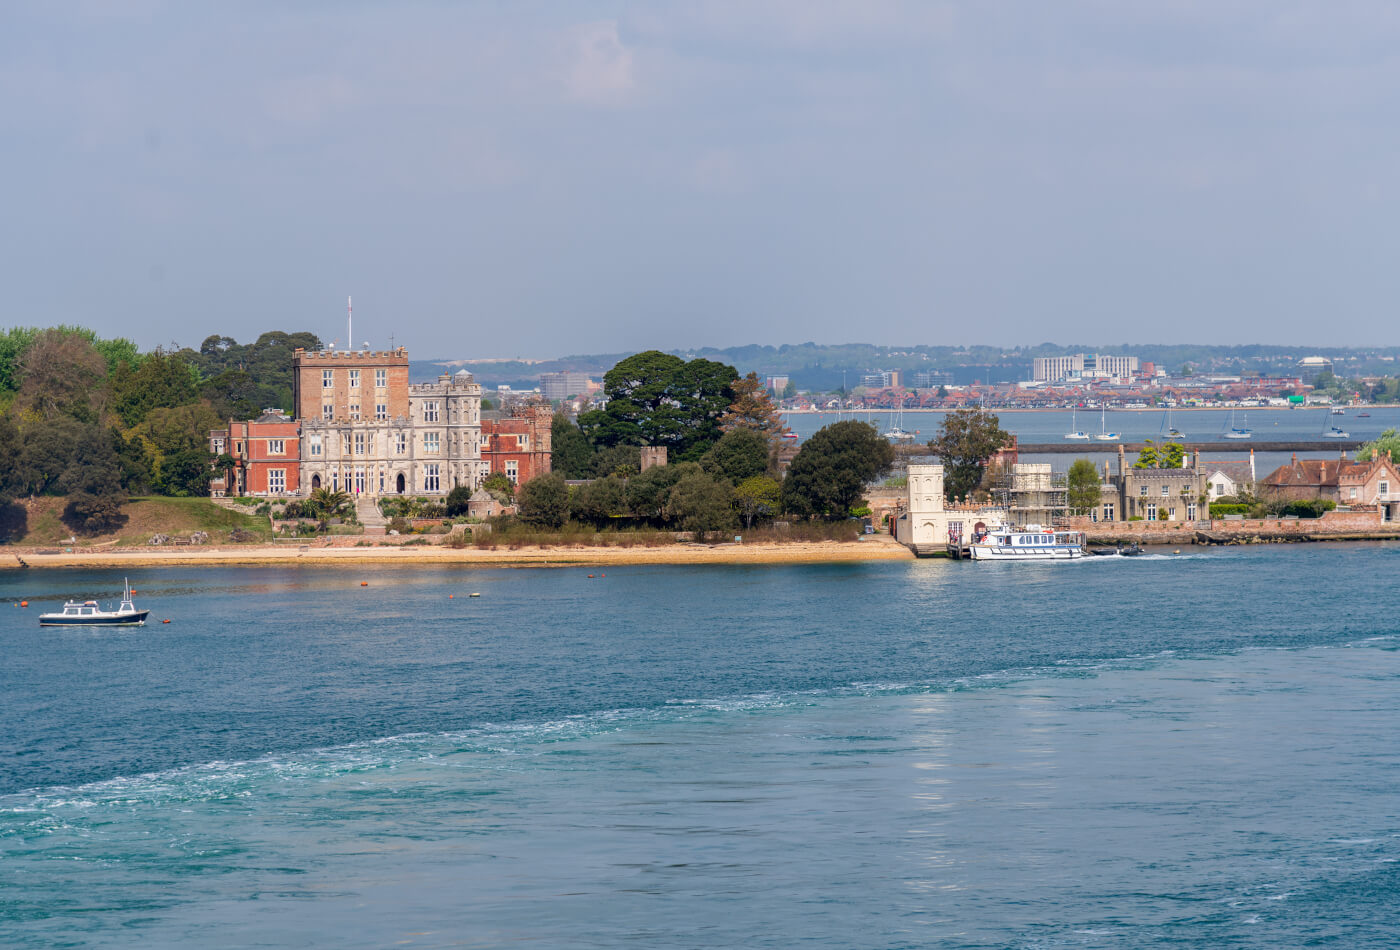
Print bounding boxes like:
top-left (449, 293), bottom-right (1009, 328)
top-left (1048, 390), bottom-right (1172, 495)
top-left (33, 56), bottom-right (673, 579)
top-left (2, 545), bottom-right (1398, 947)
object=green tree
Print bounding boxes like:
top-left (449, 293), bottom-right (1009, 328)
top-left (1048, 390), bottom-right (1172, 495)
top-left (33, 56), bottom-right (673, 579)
top-left (733, 475), bottom-right (781, 528)
top-left (782, 379), bottom-right (797, 399)
top-left (668, 472), bottom-right (735, 535)
top-left (111, 349), bottom-right (200, 427)
top-left (625, 461), bottom-right (700, 524)
top-left (309, 487), bottom-right (352, 520)
top-left (701, 427), bottom-right (770, 484)
top-left (15, 329), bottom-right (108, 422)
top-left (591, 444), bottom-right (643, 478)
top-left (578, 351), bottom-right (737, 461)
top-left (1357, 428), bottom-right (1400, 464)
top-left (926, 410), bottom-right (1011, 501)
top-left (1066, 459), bottom-right (1101, 514)
top-left (1133, 439), bottom-right (1160, 469)
top-left (481, 472), bottom-right (516, 500)
top-left (782, 421), bottom-right (895, 518)
top-left (551, 412), bottom-right (594, 478)
top-left (62, 492), bottom-right (129, 536)
top-left (571, 475), bottom-right (626, 527)
top-left (1134, 439), bottom-right (1185, 469)
top-left (517, 473), bottom-right (570, 528)
top-left (444, 484), bottom-right (474, 517)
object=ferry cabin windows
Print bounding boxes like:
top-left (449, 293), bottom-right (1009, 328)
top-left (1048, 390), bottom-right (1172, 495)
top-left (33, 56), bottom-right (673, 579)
top-left (323, 369), bottom-right (334, 389)
top-left (268, 439), bottom-right (285, 455)
top-left (375, 403), bottom-right (387, 421)
top-left (506, 460), bottom-right (518, 484)
top-left (424, 432), bottom-right (440, 454)
top-left (423, 401), bottom-right (440, 423)
top-left (349, 369), bottom-right (360, 389)
top-left (424, 464), bottom-right (441, 493)
top-left (375, 369), bottom-right (387, 388)
top-left (395, 432), bottom-right (406, 454)
top-left (269, 469), bottom-right (286, 493)
top-left (309, 435), bottom-right (322, 457)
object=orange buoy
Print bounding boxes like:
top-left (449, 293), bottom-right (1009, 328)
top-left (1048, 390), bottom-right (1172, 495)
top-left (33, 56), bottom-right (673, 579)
top-left (600, 574), bottom-right (605, 578)
top-left (162, 619), bottom-right (170, 624)
top-left (587, 574), bottom-right (594, 578)
top-left (20, 601), bottom-right (27, 607)
top-left (448, 593), bottom-right (454, 599)
top-left (360, 581), bottom-right (368, 587)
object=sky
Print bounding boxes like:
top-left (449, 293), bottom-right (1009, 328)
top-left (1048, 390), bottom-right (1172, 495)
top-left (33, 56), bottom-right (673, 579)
top-left (4, 1), bottom-right (1399, 359)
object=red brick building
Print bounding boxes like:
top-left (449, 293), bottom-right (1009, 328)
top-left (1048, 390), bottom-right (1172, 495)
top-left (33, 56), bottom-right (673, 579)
top-left (209, 410), bottom-right (301, 497)
top-left (481, 405), bottom-right (552, 485)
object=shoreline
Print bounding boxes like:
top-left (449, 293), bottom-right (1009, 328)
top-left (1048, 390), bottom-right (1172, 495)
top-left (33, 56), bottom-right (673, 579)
top-left (3, 536), bottom-right (915, 570)
top-left (782, 405), bottom-right (1380, 414)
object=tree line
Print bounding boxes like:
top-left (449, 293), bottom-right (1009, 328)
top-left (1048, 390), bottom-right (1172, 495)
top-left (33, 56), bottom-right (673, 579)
top-left (0, 327), bottom-right (318, 540)
top-left (535, 350), bottom-right (897, 534)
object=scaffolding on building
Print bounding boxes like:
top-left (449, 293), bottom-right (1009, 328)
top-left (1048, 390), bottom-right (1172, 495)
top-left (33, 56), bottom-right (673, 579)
top-left (990, 465), bottom-right (1070, 529)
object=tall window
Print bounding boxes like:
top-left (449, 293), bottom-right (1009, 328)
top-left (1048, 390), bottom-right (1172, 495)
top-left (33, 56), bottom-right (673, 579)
top-left (269, 469), bottom-right (285, 493)
top-left (375, 403), bottom-right (387, 421)
top-left (322, 369), bottom-right (334, 389)
top-left (423, 401), bottom-right (439, 422)
top-left (349, 403), bottom-right (360, 421)
top-left (343, 433), bottom-right (352, 455)
top-left (309, 435), bottom-right (322, 457)
top-left (1146, 503), bottom-right (1158, 520)
top-left (349, 369), bottom-right (360, 389)
top-left (267, 439), bottom-right (285, 455)
top-left (1216, 483), bottom-right (1225, 496)
top-left (424, 432), bottom-right (440, 454)
top-left (1187, 503), bottom-right (1197, 520)
top-left (424, 464), bottom-right (440, 492)
top-left (354, 469), bottom-right (366, 493)
top-left (1102, 503), bottom-right (1115, 522)
top-left (355, 432), bottom-right (366, 455)
top-left (1382, 480), bottom-right (1391, 498)
top-left (323, 404), bottom-right (334, 421)
top-left (396, 432), bottom-right (406, 454)
top-left (212, 437), bottom-right (224, 453)
top-left (519, 434), bottom-right (529, 450)
top-left (506, 460), bottom-right (519, 484)
top-left (375, 368), bottom-right (387, 388)
top-left (332, 472), bottom-right (339, 491)
top-left (1161, 484), bottom-right (1169, 496)
top-left (366, 433), bottom-right (375, 455)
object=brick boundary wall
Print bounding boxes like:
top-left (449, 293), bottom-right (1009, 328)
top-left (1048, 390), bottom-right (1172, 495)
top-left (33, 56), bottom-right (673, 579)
top-left (1070, 508), bottom-right (1397, 544)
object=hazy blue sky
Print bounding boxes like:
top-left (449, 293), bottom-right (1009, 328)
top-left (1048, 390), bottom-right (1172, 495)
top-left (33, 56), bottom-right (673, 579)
top-left (5, 1), bottom-right (1398, 358)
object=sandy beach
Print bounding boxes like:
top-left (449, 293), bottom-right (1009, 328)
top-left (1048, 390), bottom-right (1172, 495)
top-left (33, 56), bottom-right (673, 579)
top-left (4, 535), bottom-right (914, 570)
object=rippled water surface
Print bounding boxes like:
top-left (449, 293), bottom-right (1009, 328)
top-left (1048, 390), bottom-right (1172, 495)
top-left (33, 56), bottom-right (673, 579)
top-left (2, 545), bottom-right (1398, 947)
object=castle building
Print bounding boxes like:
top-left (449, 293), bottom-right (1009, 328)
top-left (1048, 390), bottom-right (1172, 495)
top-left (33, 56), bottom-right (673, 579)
top-left (292, 348), bottom-right (487, 497)
top-left (480, 405), bottom-right (553, 484)
top-left (209, 409), bottom-right (301, 497)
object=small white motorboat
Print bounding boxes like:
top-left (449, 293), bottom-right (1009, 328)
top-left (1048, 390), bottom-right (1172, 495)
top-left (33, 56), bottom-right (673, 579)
top-left (39, 580), bottom-right (149, 627)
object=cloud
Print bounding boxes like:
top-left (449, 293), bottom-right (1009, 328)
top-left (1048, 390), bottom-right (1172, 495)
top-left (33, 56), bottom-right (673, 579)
top-left (563, 21), bottom-right (635, 106)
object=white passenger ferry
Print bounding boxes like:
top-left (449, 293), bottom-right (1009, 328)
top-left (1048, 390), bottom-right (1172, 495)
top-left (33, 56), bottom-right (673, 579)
top-left (968, 523), bottom-right (1086, 561)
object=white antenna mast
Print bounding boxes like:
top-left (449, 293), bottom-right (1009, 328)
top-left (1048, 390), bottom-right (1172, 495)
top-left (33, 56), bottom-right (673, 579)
top-left (347, 296), bottom-right (353, 352)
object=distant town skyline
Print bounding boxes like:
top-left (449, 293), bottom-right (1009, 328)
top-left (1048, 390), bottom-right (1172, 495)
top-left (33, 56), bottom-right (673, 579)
top-left (7, 2), bottom-right (1400, 356)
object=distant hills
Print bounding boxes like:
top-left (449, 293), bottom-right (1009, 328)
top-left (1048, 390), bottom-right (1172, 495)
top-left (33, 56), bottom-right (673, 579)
top-left (412, 343), bottom-right (1400, 392)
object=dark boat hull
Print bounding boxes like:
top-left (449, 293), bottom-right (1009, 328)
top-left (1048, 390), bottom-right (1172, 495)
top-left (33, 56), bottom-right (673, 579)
top-left (39, 611), bottom-right (150, 627)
